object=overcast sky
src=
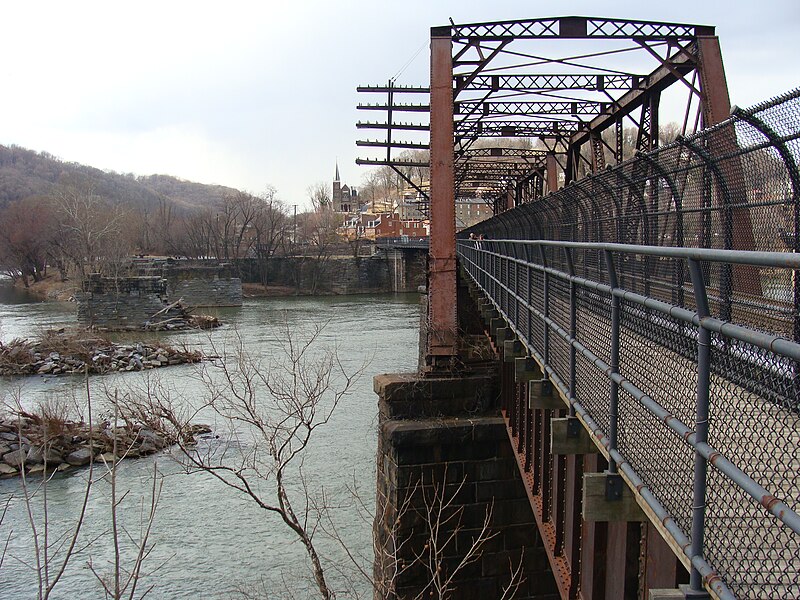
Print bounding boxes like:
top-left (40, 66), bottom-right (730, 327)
top-left (1, 1), bottom-right (797, 209)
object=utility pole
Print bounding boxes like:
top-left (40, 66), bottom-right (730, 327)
top-left (293, 204), bottom-right (298, 247)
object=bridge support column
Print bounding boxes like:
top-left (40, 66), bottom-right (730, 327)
top-left (426, 26), bottom-right (458, 365)
top-left (374, 369), bottom-right (558, 599)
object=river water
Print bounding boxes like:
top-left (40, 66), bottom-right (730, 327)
top-left (0, 282), bottom-right (421, 599)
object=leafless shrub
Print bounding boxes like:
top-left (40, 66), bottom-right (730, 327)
top-left (0, 376), bottom-right (166, 599)
top-left (116, 320), bottom-right (367, 599)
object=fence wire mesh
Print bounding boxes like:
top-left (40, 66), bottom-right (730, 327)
top-left (458, 88), bottom-right (800, 600)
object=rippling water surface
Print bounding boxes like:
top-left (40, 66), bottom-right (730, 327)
top-left (0, 283), bottom-right (421, 599)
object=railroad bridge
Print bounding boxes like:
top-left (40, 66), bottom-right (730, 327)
top-left (358, 17), bottom-right (799, 600)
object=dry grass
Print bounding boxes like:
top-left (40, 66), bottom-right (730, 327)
top-left (34, 329), bottom-right (114, 361)
top-left (0, 329), bottom-right (202, 377)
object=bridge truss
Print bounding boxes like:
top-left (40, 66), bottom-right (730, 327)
top-left (357, 15), bottom-right (799, 600)
top-left (357, 16), bottom-right (728, 212)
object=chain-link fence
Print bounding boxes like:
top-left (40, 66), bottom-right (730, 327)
top-left (458, 88), bottom-right (800, 600)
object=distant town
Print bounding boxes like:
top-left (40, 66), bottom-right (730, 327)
top-left (331, 161), bottom-right (492, 241)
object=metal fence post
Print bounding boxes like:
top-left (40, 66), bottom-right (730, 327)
top-left (565, 246), bottom-right (577, 416)
top-left (527, 244), bottom-right (533, 346)
top-left (540, 246), bottom-right (550, 368)
top-left (687, 258), bottom-right (712, 600)
top-left (604, 249), bottom-right (620, 474)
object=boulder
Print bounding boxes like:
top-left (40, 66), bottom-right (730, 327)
top-left (24, 447), bottom-right (43, 465)
top-left (187, 424), bottom-right (212, 436)
top-left (26, 446), bottom-right (64, 466)
top-left (0, 463), bottom-right (18, 476)
top-left (137, 441), bottom-right (158, 455)
top-left (3, 449), bottom-right (27, 468)
top-left (65, 447), bottom-right (93, 466)
top-left (137, 428), bottom-right (166, 449)
top-left (99, 452), bottom-right (118, 464)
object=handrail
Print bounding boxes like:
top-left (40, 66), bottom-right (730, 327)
top-left (458, 236), bottom-right (799, 600)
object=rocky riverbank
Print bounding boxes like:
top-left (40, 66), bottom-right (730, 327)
top-left (0, 331), bottom-right (202, 377)
top-left (0, 413), bottom-right (211, 478)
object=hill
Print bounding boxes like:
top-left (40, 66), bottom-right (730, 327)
top-left (0, 144), bottom-right (240, 213)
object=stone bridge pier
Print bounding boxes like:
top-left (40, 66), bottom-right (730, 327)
top-left (374, 276), bottom-right (558, 600)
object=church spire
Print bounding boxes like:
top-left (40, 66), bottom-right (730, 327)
top-left (334, 160), bottom-right (340, 183)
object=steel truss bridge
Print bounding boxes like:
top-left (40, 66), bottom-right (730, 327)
top-left (358, 16), bottom-right (799, 600)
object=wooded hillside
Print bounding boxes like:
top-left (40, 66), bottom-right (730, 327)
top-left (0, 144), bottom-right (240, 213)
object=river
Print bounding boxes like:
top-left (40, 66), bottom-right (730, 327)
top-left (0, 282), bottom-right (421, 599)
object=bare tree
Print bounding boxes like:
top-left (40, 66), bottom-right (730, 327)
top-left (0, 197), bottom-right (54, 286)
top-left (223, 192), bottom-right (261, 262)
top-left (324, 468), bottom-right (526, 600)
top-left (51, 180), bottom-right (129, 286)
top-left (293, 210), bottom-right (343, 294)
top-left (117, 322), bottom-right (367, 599)
top-left (307, 182), bottom-right (332, 211)
top-left (0, 379), bottom-right (164, 600)
top-left (181, 208), bottom-right (215, 259)
top-left (178, 190), bottom-right (285, 266)
top-left (252, 187), bottom-right (288, 286)
top-left (86, 396), bottom-right (163, 600)
top-left (9, 388), bottom-right (95, 600)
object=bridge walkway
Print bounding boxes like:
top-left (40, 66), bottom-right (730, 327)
top-left (458, 239), bottom-right (800, 600)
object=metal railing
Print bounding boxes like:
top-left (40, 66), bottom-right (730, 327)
top-left (375, 236), bottom-right (430, 249)
top-left (457, 89), bottom-right (800, 600)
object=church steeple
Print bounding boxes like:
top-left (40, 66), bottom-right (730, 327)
top-left (334, 160), bottom-right (340, 183)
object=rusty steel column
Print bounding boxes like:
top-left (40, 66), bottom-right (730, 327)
top-left (426, 26), bottom-right (458, 363)
top-left (696, 36), bottom-right (730, 127)
top-left (697, 35), bottom-right (762, 295)
top-left (546, 152), bottom-right (560, 194)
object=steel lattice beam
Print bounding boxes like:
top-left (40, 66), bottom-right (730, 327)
top-left (455, 120), bottom-right (582, 138)
top-left (456, 73), bottom-right (636, 92)
top-left (567, 46), bottom-right (696, 147)
top-left (456, 147), bottom-right (550, 160)
top-left (449, 16), bottom-right (712, 40)
top-left (455, 100), bottom-right (607, 116)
